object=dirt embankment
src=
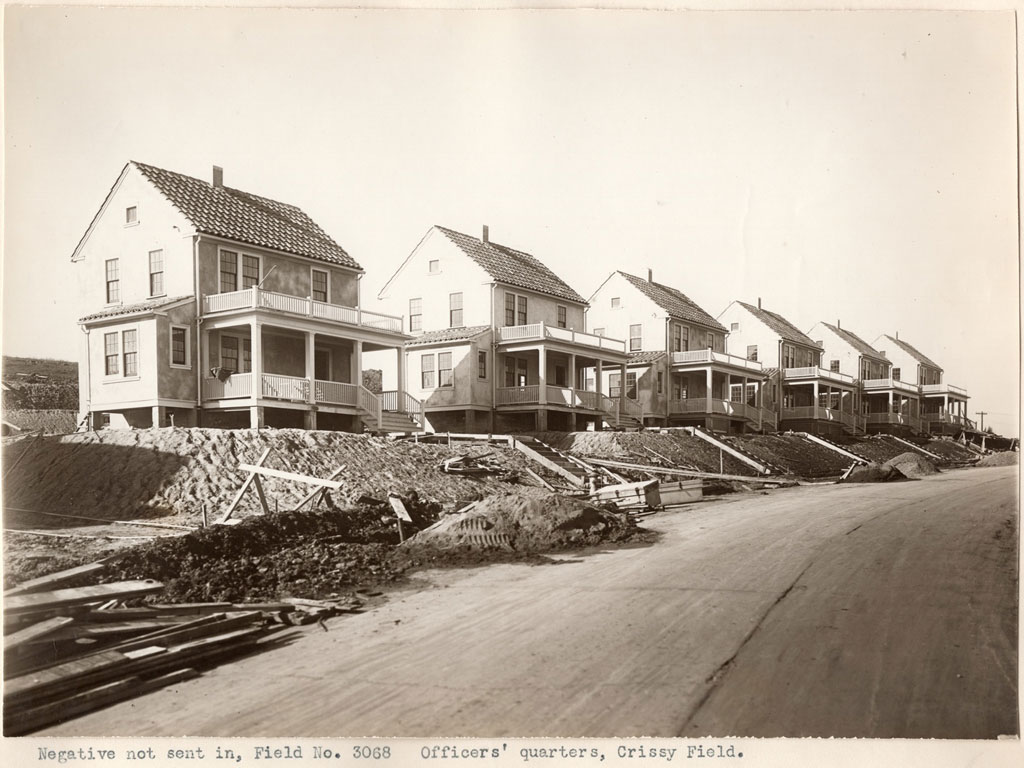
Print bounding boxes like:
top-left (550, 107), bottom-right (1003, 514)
top-left (727, 434), bottom-right (851, 478)
top-left (977, 451), bottom-right (1019, 467)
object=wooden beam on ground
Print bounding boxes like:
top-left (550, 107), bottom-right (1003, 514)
top-left (584, 457), bottom-right (786, 484)
top-left (4, 617), bottom-right (76, 651)
top-left (237, 464), bottom-right (344, 488)
top-left (4, 580), bottom-right (164, 617)
top-left (521, 466), bottom-right (555, 491)
top-left (218, 447), bottom-right (273, 524)
top-left (293, 465), bottom-right (345, 510)
top-left (4, 562), bottom-right (107, 597)
top-left (252, 475), bottom-right (271, 515)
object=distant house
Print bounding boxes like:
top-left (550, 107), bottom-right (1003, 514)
top-left (587, 271), bottom-right (770, 431)
top-left (719, 300), bottom-right (857, 438)
top-left (873, 333), bottom-right (971, 435)
top-left (72, 161), bottom-right (418, 432)
top-left (378, 226), bottom-right (633, 432)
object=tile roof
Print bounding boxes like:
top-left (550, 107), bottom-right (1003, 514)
top-left (435, 226), bottom-right (585, 304)
top-left (879, 334), bottom-right (943, 371)
top-left (627, 351), bottom-right (666, 366)
top-left (737, 302), bottom-right (817, 347)
top-left (821, 323), bottom-right (887, 361)
top-left (619, 272), bottom-right (725, 331)
top-left (79, 296), bottom-right (192, 323)
top-left (133, 162), bottom-right (359, 269)
top-left (404, 325), bottom-right (490, 347)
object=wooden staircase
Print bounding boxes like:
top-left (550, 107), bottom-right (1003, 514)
top-left (358, 388), bottom-right (424, 434)
top-left (512, 436), bottom-right (593, 487)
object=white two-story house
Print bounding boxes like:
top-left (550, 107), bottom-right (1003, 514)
top-left (873, 333), bottom-right (971, 436)
top-left (72, 161), bottom-right (418, 433)
top-left (587, 271), bottom-right (770, 432)
top-left (719, 300), bottom-right (857, 438)
top-left (377, 226), bottom-right (633, 433)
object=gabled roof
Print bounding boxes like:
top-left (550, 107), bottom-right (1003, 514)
top-left (821, 323), bottom-right (887, 362)
top-left (404, 325), bottom-right (490, 348)
top-left (75, 161), bottom-right (359, 269)
top-left (434, 226), bottom-right (586, 304)
top-left (737, 302), bottom-right (817, 347)
top-left (618, 272), bottom-right (725, 331)
top-left (627, 351), bottom-right (666, 366)
top-left (79, 296), bottom-right (192, 324)
top-left (878, 334), bottom-right (943, 371)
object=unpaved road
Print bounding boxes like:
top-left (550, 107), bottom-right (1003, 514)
top-left (42, 466), bottom-right (1018, 738)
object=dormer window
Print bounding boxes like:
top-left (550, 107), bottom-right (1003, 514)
top-left (125, 206), bottom-right (138, 225)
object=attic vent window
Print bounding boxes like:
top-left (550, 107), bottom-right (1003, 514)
top-left (610, 297), bottom-right (621, 309)
top-left (125, 206), bottom-right (138, 225)
top-left (730, 322), bottom-right (739, 331)
top-left (428, 260), bottom-right (440, 274)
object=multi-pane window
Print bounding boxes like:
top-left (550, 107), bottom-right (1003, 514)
top-left (125, 206), bottom-right (137, 224)
top-left (629, 324), bottom-right (642, 352)
top-left (747, 345), bottom-right (758, 361)
top-left (610, 372), bottom-right (637, 399)
top-left (672, 325), bottom-right (682, 352)
top-left (311, 270), bottom-right (328, 303)
top-left (242, 255), bottom-right (260, 289)
top-left (556, 306), bottom-right (567, 328)
top-left (105, 259), bottom-right (120, 303)
top-left (657, 371), bottom-right (663, 394)
top-left (680, 326), bottom-right (689, 351)
top-left (504, 357), bottom-right (527, 387)
top-left (478, 350), bottom-right (487, 379)
top-left (892, 367), bottom-right (901, 381)
top-left (421, 354), bottom-right (436, 388)
top-left (449, 293), bottom-right (464, 328)
top-left (626, 372), bottom-right (638, 399)
top-left (783, 344), bottom-right (796, 368)
top-left (554, 365), bottom-right (567, 387)
top-left (104, 332), bottom-right (119, 375)
top-left (148, 250), bottom-right (164, 296)
top-left (438, 352), bottom-right (454, 387)
top-left (409, 298), bottom-right (422, 332)
top-left (517, 296), bottom-right (527, 325)
top-left (220, 251), bottom-right (238, 292)
top-left (122, 330), bottom-right (138, 377)
top-left (830, 360), bottom-right (840, 373)
top-left (220, 337), bottom-right (252, 373)
top-left (171, 327), bottom-right (188, 367)
top-left (504, 294), bottom-right (516, 326)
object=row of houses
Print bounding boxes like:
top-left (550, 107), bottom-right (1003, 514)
top-left (73, 162), bottom-right (971, 439)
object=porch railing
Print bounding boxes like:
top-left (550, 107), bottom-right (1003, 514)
top-left (781, 405), bottom-right (857, 426)
top-left (783, 366), bottom-right (854, 385)
top-left (314, 380), bottom-right (359, 406)
top-left (203, 287), bottom-right (404, 334)
top-left (496, 322), bottom-right (627, 353)
top-left (921, 383), bottom-right (969, 398)
top-left (261, 373), bottom-right (309, 402)
top-left (670, 349), bottom-right (763, 373)
top-left (495, 385), bottom-right (541, 405)
top-left (862, 377), bottom-right (920, 395)
top-left (202, 372), bottom-right (253, 400)
top-left (358, 386), bottom-right (383, 429)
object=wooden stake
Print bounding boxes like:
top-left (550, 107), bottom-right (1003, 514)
top-left (218, 447), bottom-right (273, 524)
top-left (252, 475), bottom-right (271, 515)
top-left (201, 504), bottom-right (208, 528)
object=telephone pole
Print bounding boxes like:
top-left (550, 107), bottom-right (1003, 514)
top-left (976, 411), bottom-right (987, 432)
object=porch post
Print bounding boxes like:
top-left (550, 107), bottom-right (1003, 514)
top-left (538, 346), bottom-right (547, 405)
top-left (888, 390), bottom-right (894, 413)
top-left (305, 332), bottom-right (315, 404)
top-left (352, 340), bottom-right (363, 387)
top-left (705, 368), bottom-right (713, 401)
top-left (396, 345), bottom-right (407, 404)
top-left (250, 320), bottom-right (263, 429)
top-left (595, 359), bottom-right (603, 394)
top-left (812, 379), bottom-right (819, 411)
top-left (620, 362), bottom-right (628, 409)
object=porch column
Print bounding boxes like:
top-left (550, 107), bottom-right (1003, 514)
top-left (943, 393), bottom-right (949, 415)
top-left (569, 353), bottom-right (577, 396)
top-left (151, 405), bottom-right (165, 428)
top-left (352, 340), bottom-right (363, 387)
top-left (620, 362), bottom-right (628, 408)
top-left (250, 320), bottom-right (263, 429)
top-left (538, 346), bottom-right (547, 404)
top-left (595, 360), bottom-right (603, 394)
top-left (201, 328), bottom-right (211, 385)
top-left (725, 373), bottom-right (732, 403)
top-left (305, 332), bottom-right (316, 404)
top-left (705, 368), bottom-right (713, 401)
top-left (396, 346), bottom-right (407, 404)
top-left (888, 390), bottom-right (894, 413)
top-left (812, 379), bottom-right (819, 410)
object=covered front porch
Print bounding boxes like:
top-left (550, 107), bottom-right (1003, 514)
top-left (668, 350), bottom-right (772, 433)
top-left (920, 384), bottom-right (971, 435)
top-left (199, 315), bottom-right (421, 432)
top-left (780, 367), bottom-right (859, 436)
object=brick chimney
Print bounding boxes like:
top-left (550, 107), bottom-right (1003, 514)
top-left (482, 225), bottom-right (489, 243)
top-left (647, 268), bottom-right (653, 283)
top-left (212, 165), bottom-right (223, 188)
top-left (837, 318), bottom-right (841, 329)
top-left (757, 297), bottom-right (762, 309)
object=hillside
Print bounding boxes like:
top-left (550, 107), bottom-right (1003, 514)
top-left (2, 356), bottom-right (79, 413)
top-left (2, 356), bottom-right (77, 381)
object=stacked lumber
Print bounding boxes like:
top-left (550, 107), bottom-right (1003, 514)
top-left (3, 563), bottom-right (295, 735)
top-left (440, 451), bottom-right (507, 475)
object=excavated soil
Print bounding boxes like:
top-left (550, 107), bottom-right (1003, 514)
top-left (977, 451), bottom-right (1019, 467)
top-left (727, 434), bottom-right (851, 478)
top-left (841, 463), bottom-right (908, 483)
top-left (884, 452), bottom-right (939, 478)
top-left (533, 431), bottom-right (758, 476)
top-left (925, 440), bottom-right (981, 463)
top-left (849, 436), bottom-right (920, 465)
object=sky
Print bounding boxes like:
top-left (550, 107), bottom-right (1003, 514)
top-left (2, 6), bottom-right (1019, 436)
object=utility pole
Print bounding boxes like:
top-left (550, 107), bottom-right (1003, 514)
top-left (976, 411), bottom-right (987, 432)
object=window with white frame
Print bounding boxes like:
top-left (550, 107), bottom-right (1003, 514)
top-left (125, 206), bottom-right (138, 225)
top-left (421, 354), bottom-right (436, 388)
top-left (104, 332), bottom-right (119, 375)
top-left (503, 291), bottom-right (528, 326)
top-left (747, 345), bottom-right (758, 361)
top-left (220, 336), bottom-right (251, 373)
top-left (783, 344), bottom-right (796, 368)
top-left (730, 322), bottom-right (740, 331)
top-left (610, 297), bottom-right (620, 309)
top-left (409, 298), bottom-right (422, 332)
top-left (105, 259), bottom-right (120, 303)
top-left (478, 350), bottom-right (487, 379)
top-left (449, 293), bottom-right (464, 328)
top-left (504, 357), bottom-right (528, 387)
top-left (517, 296), bottom-right (527, 325)
top-left (629, 324), bottom-right (642, 352)
top-left (311, 269), bottom-right (329, 303)
top-left (830, 359), bottom-right (840, 373)
top-left (671, 324), bottom-right (682, 352)
top-left (892, 367), bottom-right (901, 381)
top-left (122, 330), bottom-right (138, 377)
top-left (680, 326), bottom-right (689, 351)
top-left (241, 255), bottom-right (259, 288)
top-left (170, 326), bottom-right (190, 368)
top-left (438, 352), bottom-right (454, 387)
top-left (428, 259), bottom-right (440, 274)
top-left (148, 250), bottom-right (164, 296)
top-left (219, 250), bottom-right (260, 292)
top-left (556, 306), bottom-right (567, 328)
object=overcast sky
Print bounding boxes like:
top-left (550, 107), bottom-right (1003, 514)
top-left (3, 7), bottom-right (1019, 436)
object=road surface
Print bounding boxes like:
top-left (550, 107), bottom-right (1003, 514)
top-left (41, 465), bottom-right (1018, 738)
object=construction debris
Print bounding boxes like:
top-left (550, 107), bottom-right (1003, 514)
top-left (884, 452), bottom-right (939, 478)
top-left (840, 463), bottom-right (908, 483)
top-left (976, 451), bottom-right (1019, 467)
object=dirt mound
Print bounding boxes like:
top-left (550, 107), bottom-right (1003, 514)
top-left (977, 451), bottom-right (1019, 467)
top-left (2, 428), bottom-right (540, 529)
top-left (841, 462), bottom-right (907, 483)
top-left (884, 452), bottom-right (939, 478)
top-left (728, 434), bottom-right (850, 478)
top-left (405, 488), bottom-right (637, 554)
top-left (925, 440), bottom-right (979, 462)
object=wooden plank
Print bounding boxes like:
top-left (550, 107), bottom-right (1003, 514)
top-left (218, 446), bottom-right (272, 524)
top-left (237, 463), bottom-right (343, 488)
top-left (388, 495), bottom-right (413, 522)
top-left (584, 457), bottom-right (785, 484)
top-left (148, 602), bottom-right (234, 616)
top-left (4, 617), bottom-right (75, 651)
top-left (252, 474), bottom-right (272, 515)
top-left (294, 465), bottom-right (345, 509)
top-left (521, 466), bottom-right (555, 491)
top-left (4, 580), bottom-right (164, 616)
top-left (4, 562), bottom-right (108, 597)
